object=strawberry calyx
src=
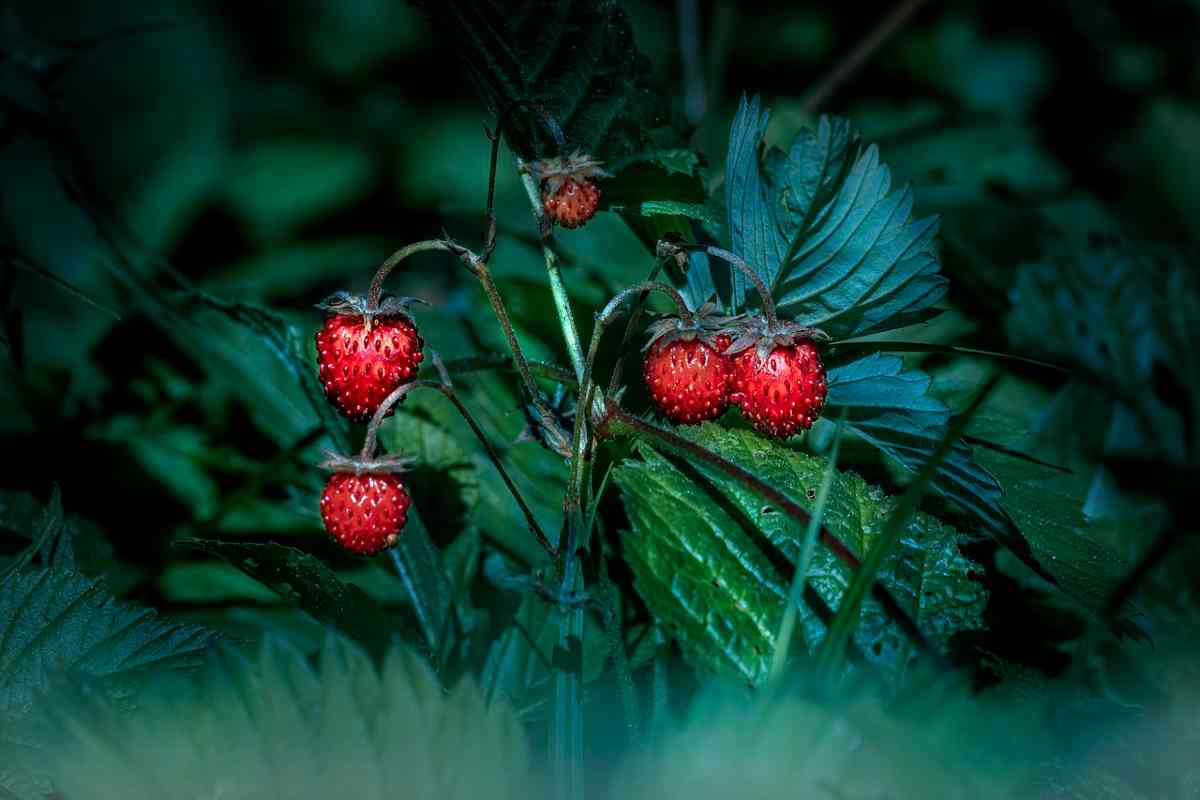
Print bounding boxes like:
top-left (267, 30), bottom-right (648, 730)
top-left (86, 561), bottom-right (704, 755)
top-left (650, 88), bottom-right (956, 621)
top-left (723, 314), bottom-right (830, 366)
top-left (521, 150), bottom-right (611, 196)
top-left (319, 448), bottom-right (415, 477)
top-left (643, 301), bottom-right (738, 352)
top-left (315, 290), bottom-right (427, 330)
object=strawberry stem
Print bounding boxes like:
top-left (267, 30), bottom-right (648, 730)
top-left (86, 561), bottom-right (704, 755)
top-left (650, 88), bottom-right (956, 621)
top-left (665, 241), bottom-right (778, 327)
top-left (703, 246), bottom-right (779, 327)
top-left (359, 378), bottom-right (555, 560)
top-left (366, 239), bottom-right (451, 313)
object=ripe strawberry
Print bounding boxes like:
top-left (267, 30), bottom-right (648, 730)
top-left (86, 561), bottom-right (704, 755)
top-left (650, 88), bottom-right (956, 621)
top-left (315, 293), bottom-right (424, 422)
top-left (522, 151), bottom-right (610, 230)
top-left (320, 472), bottom-right (411, 556)
top-left (644, 333), bottom-right (733, 424)
top-left (728, 319), bottom-right (828, 438)
top-left (641, 306), bottom-right (738, 424)
top-left (543, 177), bottom-right (601, 229)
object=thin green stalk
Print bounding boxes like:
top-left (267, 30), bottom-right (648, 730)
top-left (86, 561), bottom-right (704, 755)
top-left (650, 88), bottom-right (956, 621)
top-left (769, 413), bottom-right (846, 681)
top-left (519, 168), bottom-right (586, 379)
top-left (814, 372), bottom-right (999, 683)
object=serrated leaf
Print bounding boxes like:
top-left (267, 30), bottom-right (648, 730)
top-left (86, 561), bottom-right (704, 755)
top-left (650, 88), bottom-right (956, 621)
top-left (175, 539), bottom-right (397, 657)
top-left (723, 96), bottom-right (948, 337)
top-left (39, 634), bottom-right (532, 799)
top-left (616, 424), bottom-right (986, 686)
top-left (0, 568), bottom-right (215, 714)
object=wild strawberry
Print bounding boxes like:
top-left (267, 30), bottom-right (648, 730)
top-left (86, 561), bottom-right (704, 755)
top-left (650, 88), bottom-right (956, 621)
top-left (315, 292), bottom-right (424, 422)
top-left (522, 151), bottom-right (609, 230)
top-left (320, 471), bottom-right (411, 556)
top-left (727, 318), bottom-right (829, 438)
top-left (642, 307), bottom-right (737, 424)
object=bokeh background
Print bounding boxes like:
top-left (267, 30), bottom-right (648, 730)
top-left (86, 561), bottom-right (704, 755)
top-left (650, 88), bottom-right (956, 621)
top-left (2, 0), bottom-right (1199, 794)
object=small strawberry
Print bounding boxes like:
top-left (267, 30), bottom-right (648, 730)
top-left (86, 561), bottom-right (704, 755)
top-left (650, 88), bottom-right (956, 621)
top-left (642, 307), bottom-right (736, 425)
top-left (320, 471), bottom-right (411, 556)
top-left (727, 317), bottom-right (829, 438)
top-left (315, 292), bottom-right (424, 422)
top-left (522, 152), bottom-right (609, 230)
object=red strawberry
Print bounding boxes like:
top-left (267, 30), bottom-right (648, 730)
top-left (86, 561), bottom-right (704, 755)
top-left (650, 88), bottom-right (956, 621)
top-left (320, 472), bottom-right (411, 555)
top-left (728, 319), bottom-right (828, 438)
top-left (522, 151), bottom-right (610, 230)
top-left (315, 294), bottom-right (424, 422)
top-left (644, 333), bottom-right (733, 424)
top-left (543, 177), bottom-right (600, 229)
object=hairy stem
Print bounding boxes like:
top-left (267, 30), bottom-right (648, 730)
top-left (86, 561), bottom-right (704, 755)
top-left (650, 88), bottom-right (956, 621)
top-left (566, 281), bottom-right (695, 517)
top-left (440, 354), bottom-right (577, 386)
top-left (366, 239), bottom-right (451, 312)
top-left (675, 242), bottom-right (778, 326)
top-left (455, 245), bottom-right (562, 429)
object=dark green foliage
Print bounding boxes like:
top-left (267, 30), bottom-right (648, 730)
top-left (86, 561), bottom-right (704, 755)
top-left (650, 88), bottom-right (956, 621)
top-left (2, 0), bottom-right (1200, 796)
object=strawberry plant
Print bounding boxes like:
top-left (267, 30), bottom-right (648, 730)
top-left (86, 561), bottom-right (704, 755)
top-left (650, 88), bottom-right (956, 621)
top-left (2, 1), bottom-right (1199, 798)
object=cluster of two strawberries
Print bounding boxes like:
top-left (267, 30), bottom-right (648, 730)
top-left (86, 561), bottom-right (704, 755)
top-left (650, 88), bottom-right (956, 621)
top-left (643, 311), bottom-right (828, 438)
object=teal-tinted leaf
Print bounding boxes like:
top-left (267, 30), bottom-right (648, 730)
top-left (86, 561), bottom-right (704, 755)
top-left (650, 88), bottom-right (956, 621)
top-left (0, 486), bottom-right (67, 576)
top-left (175, 539), bottom-right (396, 657)
top-left (725, 94), bottom-right (780, 309)
top-left (823, 354), bottom-right (1053, 585)
top-left (723, 96), bottom-right (947, 337)
top-left (932, 361), bottom-right (1143, 624)
top-left (616, 425), bottom-right (986, 686)
top-left (41, 634), bottom-right (532, 799)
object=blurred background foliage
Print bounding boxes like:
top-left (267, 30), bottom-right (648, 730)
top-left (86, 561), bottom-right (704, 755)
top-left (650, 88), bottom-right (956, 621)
top-left (1, 0), bottom-right (1199, 795)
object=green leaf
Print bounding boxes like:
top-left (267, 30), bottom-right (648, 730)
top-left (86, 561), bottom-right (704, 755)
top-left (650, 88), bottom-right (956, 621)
top-left (418, 0), bottom-right (669, 163)
top-left (0, 570), bottom-right (216, 711)
top-left (175, 539), bottom-right (397, 657)
top-left (723, 96), bottom-right (947, 337)
top-left (824, 353), bottom-right (1055, 586)
top-left (615, 424), bottom-right (986, 686)
top-left (39, 634), bottom-right (532, 799)
top-left (0, 565), bottom-right (219, 797)
top-left (183, 290), bottom-right (352, 453)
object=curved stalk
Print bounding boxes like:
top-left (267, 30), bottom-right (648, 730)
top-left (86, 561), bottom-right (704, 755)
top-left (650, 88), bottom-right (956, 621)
top-left (359, 379), bottom-right (554, 560)
top-left (694, 244), bottom-right (778, 327)
top-left (566, 282), bottom-right (695, 517)
top-left (366, 239), bottom-right (452, 312)
top-left (604, 257), bottom-right (666, 404)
